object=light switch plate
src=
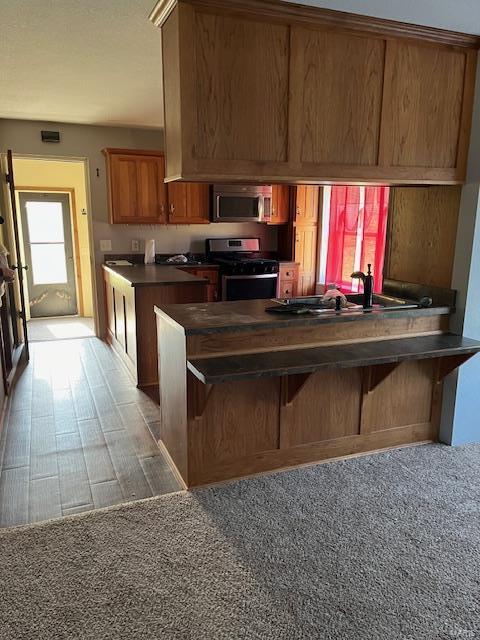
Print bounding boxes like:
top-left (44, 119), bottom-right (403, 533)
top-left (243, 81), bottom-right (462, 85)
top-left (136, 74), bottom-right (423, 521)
top-left (131, 239), bottom-right (140, 252)
top-left (100, 239), bottom-right (112, 252)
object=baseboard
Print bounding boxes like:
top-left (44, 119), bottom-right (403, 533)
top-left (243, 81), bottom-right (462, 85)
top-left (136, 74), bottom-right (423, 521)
top-left (157, 439), bottom-right (187, 491)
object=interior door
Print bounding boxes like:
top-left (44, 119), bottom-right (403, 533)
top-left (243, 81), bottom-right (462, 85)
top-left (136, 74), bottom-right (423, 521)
top-left (5, 150), bottom-right (29, 362)
top-left (19, 192), bottom-right (78, 318)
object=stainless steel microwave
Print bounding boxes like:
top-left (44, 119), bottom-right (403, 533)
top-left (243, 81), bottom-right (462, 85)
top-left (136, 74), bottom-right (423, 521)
top-left (213, 185), bottom-right (272, 223)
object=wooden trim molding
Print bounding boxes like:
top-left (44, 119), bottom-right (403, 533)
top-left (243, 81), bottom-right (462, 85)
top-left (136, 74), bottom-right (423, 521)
top-left (102, 148), bottom-right (164, 157)
top-left (149, 0), bottom-right (480, 49)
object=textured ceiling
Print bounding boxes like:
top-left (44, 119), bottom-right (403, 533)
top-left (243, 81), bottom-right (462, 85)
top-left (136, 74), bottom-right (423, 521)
top-left (0, 0), bottom-right (163, 128)
top-left (1, 0), bottom-right (480, 129)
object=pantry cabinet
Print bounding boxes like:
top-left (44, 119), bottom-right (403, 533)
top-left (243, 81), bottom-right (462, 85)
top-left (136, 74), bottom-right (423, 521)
top-left (150, 0), bottom-right (478, 185)
top-left (277, 186), bottom-right (320, 297)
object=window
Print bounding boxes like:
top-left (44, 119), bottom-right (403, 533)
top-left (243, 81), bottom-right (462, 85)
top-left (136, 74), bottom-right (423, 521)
top-left (318, 186), bottom-right (389, 293)
top-left (25, 200), bottom-right (68, 285)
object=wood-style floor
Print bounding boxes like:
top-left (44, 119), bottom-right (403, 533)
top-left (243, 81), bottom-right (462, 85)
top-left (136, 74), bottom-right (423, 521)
top-left (0, 338), bottom-right (181, 528)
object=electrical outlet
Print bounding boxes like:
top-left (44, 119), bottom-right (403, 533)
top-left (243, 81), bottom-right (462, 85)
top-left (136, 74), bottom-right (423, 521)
top-left (100, 239), bottom-right (112, 252)
top-left (131, 239), bottom-right (140, 252)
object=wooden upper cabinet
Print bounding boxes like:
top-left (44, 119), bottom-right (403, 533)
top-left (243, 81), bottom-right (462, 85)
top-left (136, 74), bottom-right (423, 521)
top-left (380, 41), bottom-right (474, 175)
top-left (269, 185), bottom-right (290, 225)
top-left (151, 0), bottom-right (479, 185)
top-left (292, 28), bottom-right (385, 167)
top-left (168, 183), bottom-right (210, 224)
top-left (195, 13), bottom-right (289, 165)
top-left (295, 186), bottom-right (320, 225)
top-left (104, 149), bottom-right (167, 224)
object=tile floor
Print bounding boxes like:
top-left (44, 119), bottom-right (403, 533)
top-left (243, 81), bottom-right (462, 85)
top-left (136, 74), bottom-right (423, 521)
top-left (0, 338), bottom-right (181, 527)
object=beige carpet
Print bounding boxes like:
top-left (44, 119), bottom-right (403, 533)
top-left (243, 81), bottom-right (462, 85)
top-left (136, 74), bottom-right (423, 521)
top-left (1, 443), bottom-right (480, 639)
top-left (27, 316), bottom-right (95, 341)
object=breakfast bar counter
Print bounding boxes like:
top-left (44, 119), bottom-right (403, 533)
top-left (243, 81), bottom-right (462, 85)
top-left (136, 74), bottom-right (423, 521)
top-left (154, 299), bottom-right (480, 487)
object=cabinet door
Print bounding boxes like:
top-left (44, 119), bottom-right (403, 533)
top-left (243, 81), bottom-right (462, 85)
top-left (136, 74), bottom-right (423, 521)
top-left (295, 186), bottom-right (319, 224)
top-left (109, 155), bottom-right (138, 223)
top-left (136, 156), bottom-right (168, 223)
top-left (195, 12), bottom-right (290, 165)
top-left (105, 282), bottom-right (115, 337)
top-left (294, 226), bottom-right (318, 296)
top-left (292, 28), bottom-right (385, 167)
top-left (124, 289), bottom-right (137, 367)
top-left (168, 183), bottom-right (210, 224)
top-left (114, 289), bottom-right (126, 348)
top-left (107, 152), bottom-right (167, 224)
top-left (380, 41), bottom-right (469, 172)
top-left (269, 185), bottom-right (290, 224)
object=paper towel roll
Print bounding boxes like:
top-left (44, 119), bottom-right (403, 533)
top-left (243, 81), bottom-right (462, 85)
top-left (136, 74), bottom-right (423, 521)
top-left (144, 239), bottom-right (156, 264)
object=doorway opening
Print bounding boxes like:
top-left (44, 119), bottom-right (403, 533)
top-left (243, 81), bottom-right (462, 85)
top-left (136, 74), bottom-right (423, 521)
top-left (13, 157), bottom-right (95, 341)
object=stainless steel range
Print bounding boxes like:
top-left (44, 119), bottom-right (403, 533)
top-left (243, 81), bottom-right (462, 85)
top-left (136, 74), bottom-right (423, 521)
top-left (206, 238), bottom-right (279, 301)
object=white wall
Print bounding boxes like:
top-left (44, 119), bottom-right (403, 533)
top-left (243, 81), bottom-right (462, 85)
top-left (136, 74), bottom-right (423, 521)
top-left (440, 58), bottom-right (480, 445)
top-left (0, 118), bottom-right (277, 335)
top-left (286, 0), bottom-right (480, 35)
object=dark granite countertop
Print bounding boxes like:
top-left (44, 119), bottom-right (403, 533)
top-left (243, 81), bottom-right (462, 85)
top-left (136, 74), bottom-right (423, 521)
top-left (154, 298), bottom-right (451, 336)
top-left (187, 334), bottom-right (480, 384)
top-left (102, 264), bottom-right (208, 287)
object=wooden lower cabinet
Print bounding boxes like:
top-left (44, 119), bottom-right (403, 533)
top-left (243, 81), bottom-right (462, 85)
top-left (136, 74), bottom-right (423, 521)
top-left (277, 262), bottom-right (298, 299)
top-left (103, 268), bottom-right (207, 387)
top-left (181, 267), bottom-right (218, 301)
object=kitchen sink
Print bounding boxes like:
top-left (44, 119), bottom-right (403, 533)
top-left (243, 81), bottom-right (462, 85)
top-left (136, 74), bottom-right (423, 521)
top-left (345, 293), bottom-right (419, 310)
top-left (272, 293), bottom-right (420, 313)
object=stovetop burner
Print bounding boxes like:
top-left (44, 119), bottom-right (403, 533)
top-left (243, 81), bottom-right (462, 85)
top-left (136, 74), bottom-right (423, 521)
top-left (206, 238), bottom-right (279, 276)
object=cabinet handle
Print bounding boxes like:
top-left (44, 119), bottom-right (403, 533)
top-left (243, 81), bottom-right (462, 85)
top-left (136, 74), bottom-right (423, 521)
top-left (160, 204), bottom-right (165, 214)
top-left (285, 289), bottom-right (290, 295)
top-left (286, 271), bottom-right (291, 277)
top-left (296, 207), bottom-right (300, 215)
top-left (170, 204), bottom-right (175, 214)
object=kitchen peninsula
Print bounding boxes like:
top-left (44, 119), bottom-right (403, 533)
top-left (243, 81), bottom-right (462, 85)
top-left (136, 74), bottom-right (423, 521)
top-left (155, 299), bottom-right (480, 487)
top-left (103, 264), bottom-right (212, 387)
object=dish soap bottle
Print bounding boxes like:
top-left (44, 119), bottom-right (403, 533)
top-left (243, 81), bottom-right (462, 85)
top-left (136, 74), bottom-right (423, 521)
top-left (323, 283), bottom-right (347, 308)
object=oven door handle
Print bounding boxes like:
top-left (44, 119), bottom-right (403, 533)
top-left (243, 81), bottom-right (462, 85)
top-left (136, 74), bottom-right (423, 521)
top-left (222, 274), bottom-right (278, 280)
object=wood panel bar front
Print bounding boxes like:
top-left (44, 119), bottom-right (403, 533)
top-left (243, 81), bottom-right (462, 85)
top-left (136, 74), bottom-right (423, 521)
top-left (154, 301), bottom-right (478, 487)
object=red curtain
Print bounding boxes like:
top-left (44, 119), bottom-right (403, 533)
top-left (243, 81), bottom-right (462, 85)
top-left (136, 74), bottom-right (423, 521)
top-left (325, 186), bottom-right (389, 293)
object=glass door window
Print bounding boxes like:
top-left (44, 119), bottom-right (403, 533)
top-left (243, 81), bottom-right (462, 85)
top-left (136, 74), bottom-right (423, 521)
top-left (25, 201), bottom-right (68, 285)
top-left (19, 192), bottom-right (78, 318)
